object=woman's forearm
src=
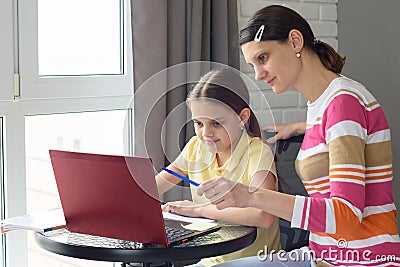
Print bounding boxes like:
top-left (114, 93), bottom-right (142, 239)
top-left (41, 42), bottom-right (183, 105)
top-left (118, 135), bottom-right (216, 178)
top-left (293, 121), bottom-right (306, 136)
top-left (250, 189), bottom-right (296, 222)
top-left (199, 204), bottom-right (275, 229)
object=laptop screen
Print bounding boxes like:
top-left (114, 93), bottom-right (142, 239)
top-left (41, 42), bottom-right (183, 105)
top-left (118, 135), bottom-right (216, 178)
top-left (49, 150), bottom-right (169, 246)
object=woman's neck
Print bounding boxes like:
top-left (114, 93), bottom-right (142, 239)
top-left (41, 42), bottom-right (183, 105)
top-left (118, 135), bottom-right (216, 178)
top-left (295, 52), bottom-right (340, 103)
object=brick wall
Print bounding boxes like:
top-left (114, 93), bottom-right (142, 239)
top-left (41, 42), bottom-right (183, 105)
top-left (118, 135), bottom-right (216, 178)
top-left (238, 0), bottom-right (338, 127)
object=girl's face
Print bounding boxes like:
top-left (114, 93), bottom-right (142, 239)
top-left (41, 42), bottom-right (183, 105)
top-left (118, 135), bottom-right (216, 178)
top-left (241, 40), bottom-right (301, 94)
top-left (190, 100), bottom-right (243, 156)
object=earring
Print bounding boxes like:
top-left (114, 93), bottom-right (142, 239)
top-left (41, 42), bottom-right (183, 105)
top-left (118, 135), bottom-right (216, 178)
top-left (296, 52), bottom-right (301, 58)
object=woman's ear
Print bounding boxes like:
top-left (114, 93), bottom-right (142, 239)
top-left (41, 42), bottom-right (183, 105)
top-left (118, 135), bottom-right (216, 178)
top-left (288, 29), bottom-right (304, 53)
top-left (239, 108), bottom-right (251, 126)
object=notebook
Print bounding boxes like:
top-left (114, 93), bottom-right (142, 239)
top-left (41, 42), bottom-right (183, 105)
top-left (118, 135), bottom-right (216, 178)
top-left (49, 150), bottom-right (220, 247)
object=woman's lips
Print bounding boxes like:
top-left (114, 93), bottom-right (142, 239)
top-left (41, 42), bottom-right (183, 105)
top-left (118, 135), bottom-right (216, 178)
top-left (266, 77), bottom-right (276, 86)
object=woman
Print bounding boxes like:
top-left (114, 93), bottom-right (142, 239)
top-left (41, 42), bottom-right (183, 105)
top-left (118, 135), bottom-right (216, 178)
top-left (197, 5), bottom-right (400, 267)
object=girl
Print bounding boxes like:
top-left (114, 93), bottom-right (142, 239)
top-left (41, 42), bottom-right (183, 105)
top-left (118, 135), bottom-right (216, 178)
top-left (198, 5), bottom-right (400, 267)
top-left (156, 69), bottom-right (281, 266)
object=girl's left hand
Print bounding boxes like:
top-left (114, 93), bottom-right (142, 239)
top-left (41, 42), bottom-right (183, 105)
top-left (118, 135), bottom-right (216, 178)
top-left (161, 200), bottom-right (202, 218)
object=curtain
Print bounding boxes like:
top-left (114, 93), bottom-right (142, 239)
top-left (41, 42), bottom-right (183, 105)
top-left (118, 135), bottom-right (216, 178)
top-left (131, 0), bottom-right (239, 200)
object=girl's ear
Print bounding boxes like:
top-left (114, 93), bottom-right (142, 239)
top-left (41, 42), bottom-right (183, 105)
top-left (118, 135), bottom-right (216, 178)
top-left (288, 29), bottom-right (304, 53)
top-left (239, 108), bottom-right (251, 126)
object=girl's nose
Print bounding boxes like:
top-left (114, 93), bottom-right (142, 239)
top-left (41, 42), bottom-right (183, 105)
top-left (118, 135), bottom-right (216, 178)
top-left (202, 125), bottom-right (213, 137)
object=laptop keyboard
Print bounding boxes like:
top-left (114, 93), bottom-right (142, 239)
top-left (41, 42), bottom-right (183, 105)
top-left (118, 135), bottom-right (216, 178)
top-left (165, 226), bottom-right (194, 241)
top-left (44, 226), bottom-right (198, 247)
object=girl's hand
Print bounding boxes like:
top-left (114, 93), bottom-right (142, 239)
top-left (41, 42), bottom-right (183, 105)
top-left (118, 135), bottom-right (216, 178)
top-left (196, 177), bottom-right (252, 210)
top-left (262, 122), bottom-right (306, 144)
top-left (161, 200), bottom-right (202, 218)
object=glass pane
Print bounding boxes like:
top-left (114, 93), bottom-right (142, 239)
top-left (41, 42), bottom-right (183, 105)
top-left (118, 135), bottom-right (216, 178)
top-left (25, 110), bottom-right (128, 266)
top-left (38, 0), bottom-right (122, 76)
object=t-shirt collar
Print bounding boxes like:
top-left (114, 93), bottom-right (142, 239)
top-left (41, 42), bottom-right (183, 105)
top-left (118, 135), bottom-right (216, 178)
top-left (201, 130), bottom-right (252, 172)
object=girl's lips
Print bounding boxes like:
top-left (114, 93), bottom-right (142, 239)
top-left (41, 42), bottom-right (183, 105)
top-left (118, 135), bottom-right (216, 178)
top-left (203, 139), bottom-right (217, 146)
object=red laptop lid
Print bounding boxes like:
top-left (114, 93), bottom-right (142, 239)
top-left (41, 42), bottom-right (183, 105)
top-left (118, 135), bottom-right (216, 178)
top-left (49, 150), bottom-right (169, 246)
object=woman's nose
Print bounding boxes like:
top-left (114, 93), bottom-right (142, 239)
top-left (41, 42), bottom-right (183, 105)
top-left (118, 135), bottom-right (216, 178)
top-left (254, 66), bottom-right (266, 81)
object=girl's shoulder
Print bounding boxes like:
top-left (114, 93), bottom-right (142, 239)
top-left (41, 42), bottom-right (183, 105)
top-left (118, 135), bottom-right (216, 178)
top-left (184, 135), bottom-right (202, 151)
top-left (247, 136), bottom-right (274, 155)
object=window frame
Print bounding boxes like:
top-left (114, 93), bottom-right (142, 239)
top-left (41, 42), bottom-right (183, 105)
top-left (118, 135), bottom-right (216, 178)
top-left (0, 0), bottom-right (14, 101)
top-left (18, 0), bottom-right (133, 100)
top-left (0, 0), bottom-right (134, 266)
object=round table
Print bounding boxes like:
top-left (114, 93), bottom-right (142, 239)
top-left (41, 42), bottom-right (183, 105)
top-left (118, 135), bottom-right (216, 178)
top-left (35, 223), bottom-right (257, 267)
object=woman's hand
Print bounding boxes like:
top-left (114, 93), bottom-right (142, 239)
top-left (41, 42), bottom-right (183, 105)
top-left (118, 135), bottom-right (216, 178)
top-left (196, 177), bottom-right (252, 210)
top-left (262, 122), bottom-right (306, 144)
top-left (161, 200), bottom-right (202, 218)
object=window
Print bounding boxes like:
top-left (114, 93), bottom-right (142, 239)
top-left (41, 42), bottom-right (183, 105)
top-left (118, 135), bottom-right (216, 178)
top-left (0, 0), bottom-right (134, 266)
top-left (0, 0), bottom-right (13, 101)
top-left (19, 0), bottom-right (133, 99)
top-left (0, 118), bottom-right (5, 266)
top-left (38, 0), bottom-right (122, 76)
top-left (26, 110), bottom-right (129, 266)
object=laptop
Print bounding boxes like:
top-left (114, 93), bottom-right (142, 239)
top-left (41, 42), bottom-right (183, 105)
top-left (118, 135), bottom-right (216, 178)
top-left (49, 150), bottom-right (220, 247)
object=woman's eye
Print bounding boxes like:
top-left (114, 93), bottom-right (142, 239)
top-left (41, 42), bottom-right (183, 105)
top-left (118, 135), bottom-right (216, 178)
top-left (258, 54), bottom-right (267, 63)
top-left (194, 121), bottom-right (202, 127)
top-left (213, 121), bottom-right (221, 127)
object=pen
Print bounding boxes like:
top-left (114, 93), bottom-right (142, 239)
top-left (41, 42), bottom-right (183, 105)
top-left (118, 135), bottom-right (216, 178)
top-left (161, 167), bottom-right (200, 187)
top-left (43, 224), bottom-right (67, 233)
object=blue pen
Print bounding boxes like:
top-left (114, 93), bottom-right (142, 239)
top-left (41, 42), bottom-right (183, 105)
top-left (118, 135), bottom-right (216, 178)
top-left (162, 167), bottom-right (200, 187)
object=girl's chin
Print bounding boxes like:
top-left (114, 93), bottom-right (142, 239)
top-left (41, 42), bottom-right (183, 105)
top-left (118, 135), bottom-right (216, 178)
top-left (204, 144), bottom-right (217, 153)
top-left (203, 142), bottom-right (217, 152)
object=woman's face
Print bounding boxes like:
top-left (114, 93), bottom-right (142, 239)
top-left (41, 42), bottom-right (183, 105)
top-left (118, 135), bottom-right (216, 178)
top-left (190, 100), bottom-right (243, 156)
top-left (241, 40), bottom-right (301, 94)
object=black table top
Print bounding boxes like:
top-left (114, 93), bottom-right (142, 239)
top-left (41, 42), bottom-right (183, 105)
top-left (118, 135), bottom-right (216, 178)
top-left (35, 223), bottom-right (257, 264)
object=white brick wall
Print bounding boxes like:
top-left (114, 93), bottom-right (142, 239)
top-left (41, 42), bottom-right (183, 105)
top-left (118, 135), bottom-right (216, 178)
top-left (238, 0), bottom-right (338, 126)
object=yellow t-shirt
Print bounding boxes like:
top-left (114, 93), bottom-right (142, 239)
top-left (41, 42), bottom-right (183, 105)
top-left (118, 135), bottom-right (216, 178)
top-left (173, 131), bottom-right (281, 266)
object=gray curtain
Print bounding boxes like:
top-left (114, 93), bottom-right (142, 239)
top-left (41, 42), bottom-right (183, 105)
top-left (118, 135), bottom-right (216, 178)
top-left (131, 0), bottom-right (239, 200)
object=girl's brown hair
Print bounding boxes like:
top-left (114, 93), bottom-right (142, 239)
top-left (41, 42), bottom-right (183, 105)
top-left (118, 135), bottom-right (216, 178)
top-left (239, 5), bottom-right (345, 73)
top-left (187, 69), bottom-right (261, 138)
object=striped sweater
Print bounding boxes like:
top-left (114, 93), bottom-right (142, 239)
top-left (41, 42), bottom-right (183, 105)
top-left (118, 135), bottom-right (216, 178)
top-left (292, 76), bottom-right (400, 266)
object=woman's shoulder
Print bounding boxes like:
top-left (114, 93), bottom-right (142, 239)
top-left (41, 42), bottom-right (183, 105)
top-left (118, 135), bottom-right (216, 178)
top-left (325, 76), bottom-right (378, 107)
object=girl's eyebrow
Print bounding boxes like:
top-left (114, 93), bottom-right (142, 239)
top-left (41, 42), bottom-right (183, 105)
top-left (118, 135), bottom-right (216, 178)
top-left (192, 117), bottom-right (225, 121)
top-left (213, 117), bottom-right (224, 121)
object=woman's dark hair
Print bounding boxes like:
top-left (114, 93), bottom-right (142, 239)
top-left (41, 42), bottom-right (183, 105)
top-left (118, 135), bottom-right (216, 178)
top-left (239, 5), bottom-right (345, 73)
top-left (187, 69), bottom-right (261, 138)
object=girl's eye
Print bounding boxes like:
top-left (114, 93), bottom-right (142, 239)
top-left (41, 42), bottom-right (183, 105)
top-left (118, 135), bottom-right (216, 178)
top-left (193, 121), bottom-right (203, 127)
top-left (213, 121), bottom-right (221, 127)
